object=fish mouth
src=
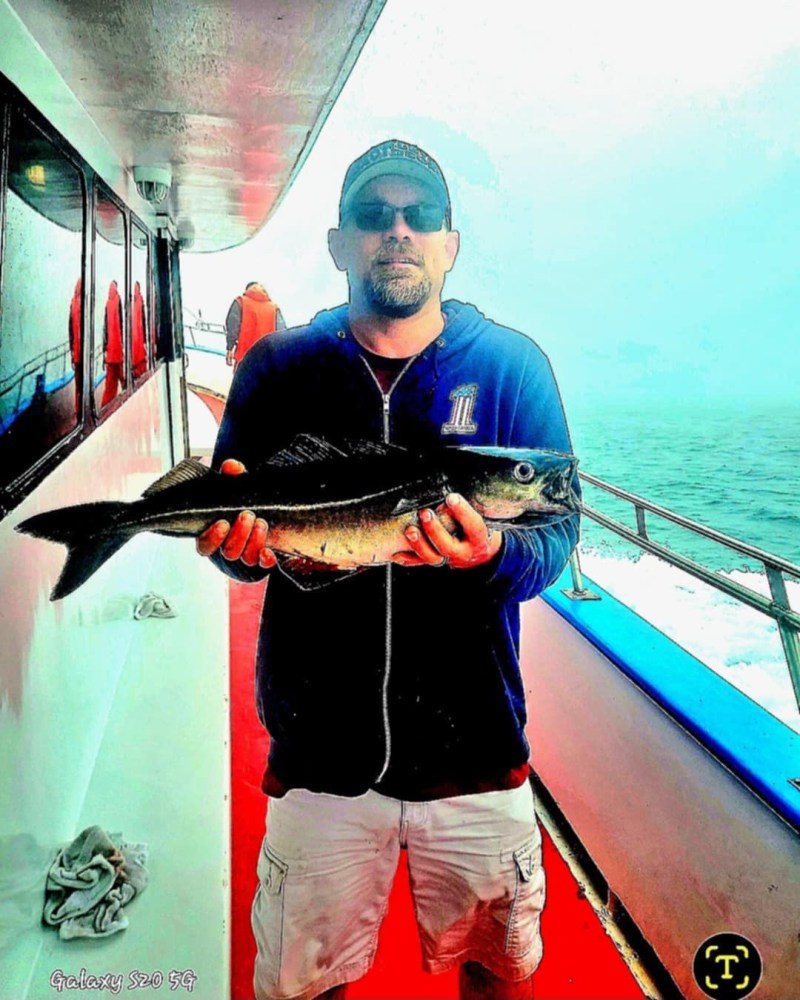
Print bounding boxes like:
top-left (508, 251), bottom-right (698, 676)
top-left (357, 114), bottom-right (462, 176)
top-left (543, 464), bottom-right (579, 506)
top-left (500, 495), bottom-right (580, 527)
top-left (514, 465), bottom-right (581, 524)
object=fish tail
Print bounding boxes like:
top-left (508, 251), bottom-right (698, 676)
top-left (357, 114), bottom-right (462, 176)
top-left (16, 502), bottom-right (135, 599)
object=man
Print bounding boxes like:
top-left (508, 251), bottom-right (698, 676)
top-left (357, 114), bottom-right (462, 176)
top-left (225, 281), bottom-right (285, 367)
top-left (198, 139), bottom-right (580, 1000)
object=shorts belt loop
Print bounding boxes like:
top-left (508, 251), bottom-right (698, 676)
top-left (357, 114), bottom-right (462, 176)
top-left (408, 801), bottom-right (427, 827)
top-left (400, 801), bottom-right (427, 845)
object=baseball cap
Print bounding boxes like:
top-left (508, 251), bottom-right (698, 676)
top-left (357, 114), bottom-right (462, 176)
top-left (339, 140), bottom-right (451, 225)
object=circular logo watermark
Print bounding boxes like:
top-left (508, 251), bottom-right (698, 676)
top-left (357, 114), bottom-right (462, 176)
top-left (693, 933), bottom-right (762, 999)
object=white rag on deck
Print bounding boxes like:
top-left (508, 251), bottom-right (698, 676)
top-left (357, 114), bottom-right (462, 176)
top-left (42, 825), bottom-right (148, 939)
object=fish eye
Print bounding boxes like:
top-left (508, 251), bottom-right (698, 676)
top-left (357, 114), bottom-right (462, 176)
top-left (513, 462), bottom-right (536, 483)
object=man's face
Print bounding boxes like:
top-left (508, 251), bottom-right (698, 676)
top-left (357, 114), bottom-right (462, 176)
top-left (329, 176), bottom-right (459, 319)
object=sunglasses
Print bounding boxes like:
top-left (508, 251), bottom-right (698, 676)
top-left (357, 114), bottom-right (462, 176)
top-left (345, 201), bottom-right (447, 233)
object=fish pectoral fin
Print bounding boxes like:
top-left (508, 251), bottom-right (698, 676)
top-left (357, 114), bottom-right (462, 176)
top-left (141, 458), bottom-right (211, 497)
top-left (391, 486), bottom-right (448, 517)
top-left (275, 554), bottom-right (367, 591)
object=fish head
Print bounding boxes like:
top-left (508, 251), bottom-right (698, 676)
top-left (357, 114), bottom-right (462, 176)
top-left (446, 446), bottom-right (580, 526)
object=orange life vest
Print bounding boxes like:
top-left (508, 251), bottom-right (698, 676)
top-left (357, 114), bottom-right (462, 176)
top-left (104, 281), bottom-right (124, 364)
top-left (69, 278), bottom-right (82, 365)
top-left (132, 281), bottom-right (147, 375)
top-left (234, 287), bottom-right (278, 363)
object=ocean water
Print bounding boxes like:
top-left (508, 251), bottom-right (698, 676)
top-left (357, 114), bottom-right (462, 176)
top-left (566, 397), bottom-right (800, 732)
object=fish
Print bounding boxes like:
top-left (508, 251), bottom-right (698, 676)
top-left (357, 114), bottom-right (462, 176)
top-left (16, 434), bottom-right (580, 599)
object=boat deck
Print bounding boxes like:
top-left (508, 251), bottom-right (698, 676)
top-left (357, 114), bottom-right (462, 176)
top-left (229, 578), bottom-right (648, 1000)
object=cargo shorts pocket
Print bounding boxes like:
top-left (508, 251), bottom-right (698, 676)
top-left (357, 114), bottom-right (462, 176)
top-left (252, 841), bottom-right (296, 994)
top-left (501, 836), bottom-right (545, 958)
top-left (260, 843), bottom-right (289, 896)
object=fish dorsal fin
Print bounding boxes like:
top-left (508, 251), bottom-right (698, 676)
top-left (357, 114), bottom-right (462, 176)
top-left (141, 458), bottom-right (211, 497)
top-left (341, 439), bottom-right (406, 458)
top-left (266, 435), bottom-right (349, 467)
top-left (266, 435), bottom-right (405, 468)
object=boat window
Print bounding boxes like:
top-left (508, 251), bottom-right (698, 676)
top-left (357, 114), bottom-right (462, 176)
top-left (92, 187), bottom-right (127, 414)
top-left (131, 221), bottom-right (152, 380)
top-left (0, 109), bottom-right (85, 490)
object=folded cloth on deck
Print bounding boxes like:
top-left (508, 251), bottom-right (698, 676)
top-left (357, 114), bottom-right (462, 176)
top-left (42, 825), bottom-right (148, 939)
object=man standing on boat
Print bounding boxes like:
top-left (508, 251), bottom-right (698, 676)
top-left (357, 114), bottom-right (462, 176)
top-left (224, 281), bottom-right (285, 368)
top-left (199, 139), bottom-right (580, 1000)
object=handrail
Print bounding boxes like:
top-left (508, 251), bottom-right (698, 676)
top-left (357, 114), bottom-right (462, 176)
top-left (568, 471), bottom-right (800, 714)
top-left (0, 342), bottom-right (71, 396)
top-left (183, 321), bottom-right (225, 347)
top-left (580, 471), bottom-right (800, 577)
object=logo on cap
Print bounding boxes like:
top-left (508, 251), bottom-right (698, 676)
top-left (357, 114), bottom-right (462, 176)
top-left (340, 139), bottom-right (450, 222)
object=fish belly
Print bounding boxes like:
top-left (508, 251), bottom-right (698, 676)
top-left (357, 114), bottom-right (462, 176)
top-left (268, 512), bottom-right (419, 568)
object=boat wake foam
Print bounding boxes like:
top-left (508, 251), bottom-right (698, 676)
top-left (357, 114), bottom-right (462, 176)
top-left (579, 548), bottom-right (800, 733)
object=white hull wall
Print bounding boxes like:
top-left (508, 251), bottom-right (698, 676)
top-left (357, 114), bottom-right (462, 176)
top-left (0, 372), bottom-right (231, 999)
top-left (522, 598), bottom-right (799, 1000)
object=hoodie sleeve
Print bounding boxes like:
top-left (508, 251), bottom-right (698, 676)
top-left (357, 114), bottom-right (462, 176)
top-left (225, 299), bottom-right (242, 350)
top-left (207, 344), bottom-right (278, 584)
top-left (485, 350), bottom-right (581, 603)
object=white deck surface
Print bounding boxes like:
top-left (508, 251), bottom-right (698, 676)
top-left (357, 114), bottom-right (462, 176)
top-left (0, 537), bottom-right (230, 1000)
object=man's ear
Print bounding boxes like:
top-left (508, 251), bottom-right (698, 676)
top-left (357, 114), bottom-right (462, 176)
top-left (444, 229), bottom-right (460, 273)
top-left (328, 228), bottom-right (348, 272)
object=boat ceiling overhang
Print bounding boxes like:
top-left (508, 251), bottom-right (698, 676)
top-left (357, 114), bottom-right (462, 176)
top-left (2, 0), bottom-right (386, 252)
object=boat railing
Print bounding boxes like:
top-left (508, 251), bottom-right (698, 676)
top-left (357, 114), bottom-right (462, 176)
top-left (184, 321), bottom-right (226, 357)
top-left (0, 342), bottom-right (72, 414)
top-left (565, 471), bottom-right (800, 713)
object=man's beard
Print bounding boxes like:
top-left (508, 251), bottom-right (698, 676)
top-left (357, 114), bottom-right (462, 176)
top-left (363, 262), bottom-right (432, 319)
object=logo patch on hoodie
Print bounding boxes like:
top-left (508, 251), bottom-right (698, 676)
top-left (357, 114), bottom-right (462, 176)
top-left (442, 384), bottom-right (478, 435)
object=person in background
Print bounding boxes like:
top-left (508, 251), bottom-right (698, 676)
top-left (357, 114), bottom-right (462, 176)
top-left (198, 139), bottom-right (580, 1000)
top-left (225, 281), bottom-right (285, 368)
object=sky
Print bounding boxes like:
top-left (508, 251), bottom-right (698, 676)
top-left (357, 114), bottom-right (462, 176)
top-left (181, 0), bottom-right (800, 411)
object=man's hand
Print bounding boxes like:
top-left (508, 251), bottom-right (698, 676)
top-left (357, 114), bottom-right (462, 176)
top-left (391, 493), bottom-right (502, 570)
top-left (225, 348), bottom-right (236, 367)
top-left (196, 459), bottom-right (277, 568)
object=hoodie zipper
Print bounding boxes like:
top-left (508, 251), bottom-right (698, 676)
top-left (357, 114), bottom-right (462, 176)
top-left (359, 351), bottom-right (418, 783)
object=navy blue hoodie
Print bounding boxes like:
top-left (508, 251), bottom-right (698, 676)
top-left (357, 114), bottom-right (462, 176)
top-left (211, 299), bottom-right (580, 799)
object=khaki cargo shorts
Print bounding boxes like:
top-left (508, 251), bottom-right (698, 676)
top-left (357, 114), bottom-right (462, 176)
top-left (252, 781), bottom-right (545, 1000)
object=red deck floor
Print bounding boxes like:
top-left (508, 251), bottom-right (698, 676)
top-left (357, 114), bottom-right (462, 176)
top-left (229, 578), bottom-right (646, 1000)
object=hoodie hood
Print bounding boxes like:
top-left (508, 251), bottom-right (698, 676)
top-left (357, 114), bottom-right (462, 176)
top-left (244, 287), bottom-right (270, 303)
top-left (307, 300), bottom-right (490, 359)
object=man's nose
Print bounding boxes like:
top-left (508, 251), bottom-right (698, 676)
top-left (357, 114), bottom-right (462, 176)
top-left (385, 207), bottom-right (413, 238)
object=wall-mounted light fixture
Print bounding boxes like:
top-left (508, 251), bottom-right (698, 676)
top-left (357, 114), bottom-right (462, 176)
top-left (133, 165), bottom-right (172, 204)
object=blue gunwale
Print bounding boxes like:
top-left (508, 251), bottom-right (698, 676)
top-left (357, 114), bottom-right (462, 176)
top-left (542, 568), bottom-right (800, 832)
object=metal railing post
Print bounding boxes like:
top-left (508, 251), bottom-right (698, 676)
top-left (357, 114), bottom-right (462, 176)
top-left (765, 565), bottom-right (800, 714)
top-left (561, 548), bottom-right (601, 602)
